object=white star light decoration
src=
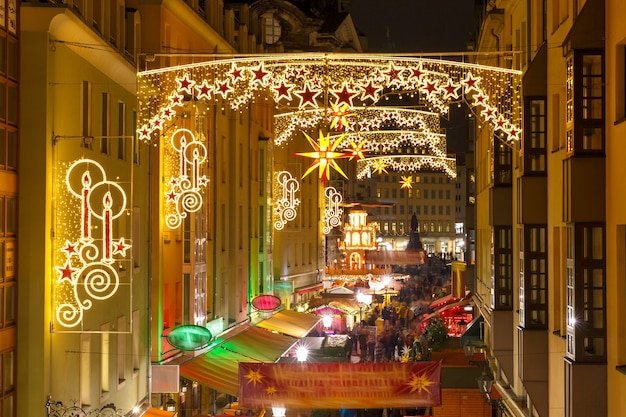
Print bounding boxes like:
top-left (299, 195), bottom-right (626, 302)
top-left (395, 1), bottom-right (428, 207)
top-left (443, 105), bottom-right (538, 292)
top-left (357, 155), bottom-right (457, 180)
top-left (54, 159), bottom-right (131, 329)
top-left (164, 129), bottom-right (209, 230)
top-left (137, 55), bottom-right (523, 145)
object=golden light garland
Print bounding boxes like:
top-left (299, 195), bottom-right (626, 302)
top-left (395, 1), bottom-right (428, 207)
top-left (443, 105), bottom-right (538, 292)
top-left (273, 107), bottom-right (444, 147)
top-left (357, 155), bottom-right (457, 179)
top-left (137, 54), bottom-right (523, 145)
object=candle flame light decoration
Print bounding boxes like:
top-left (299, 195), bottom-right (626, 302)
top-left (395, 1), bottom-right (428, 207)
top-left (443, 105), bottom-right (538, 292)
top-left (164, 128), bottom-right (208, 229)
top-left (137, 55), bottom-right (522, 233)
top-left (54, 159), bottom-right (131, 330)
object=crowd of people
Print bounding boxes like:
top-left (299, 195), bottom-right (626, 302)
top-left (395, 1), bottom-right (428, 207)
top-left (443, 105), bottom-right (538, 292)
top-left (349, 256), bottom-right (452, 363)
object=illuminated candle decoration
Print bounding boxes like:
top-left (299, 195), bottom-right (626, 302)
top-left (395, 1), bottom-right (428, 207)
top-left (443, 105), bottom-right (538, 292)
top-left (165, 128), bottom-right (208, 230)
top-left (137, 55), bottom-right (523, 146)
top-left (295, 130), bottom-right (351, 183)
top-left (103, 192), bottom-right (112, 262)
top-left (322, 186), bottom-right (343, 235)
top-left (273, 171), bottom-right (301, 231)
top-left (55, 159), bottom-right (131, 329)
top-left (81, 172), bottom-right (91, 240)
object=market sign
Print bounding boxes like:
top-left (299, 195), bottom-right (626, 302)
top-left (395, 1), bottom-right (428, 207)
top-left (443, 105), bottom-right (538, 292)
top-left (166, 325), bottom-right (212, 351)
top-left (251, 294), bottom-right (282, 312)
top-left (238, 361), bottom-right (441, 409)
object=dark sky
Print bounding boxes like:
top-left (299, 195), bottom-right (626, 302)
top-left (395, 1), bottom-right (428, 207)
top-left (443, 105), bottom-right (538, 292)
top-left (346, 0), bottom-right (477, 53)
top-left (346, 0), bottom-right (475, 154)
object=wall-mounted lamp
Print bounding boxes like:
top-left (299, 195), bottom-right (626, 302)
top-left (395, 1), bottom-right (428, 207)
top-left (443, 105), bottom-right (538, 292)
top-left (165, 397), bottom-right (176, 412)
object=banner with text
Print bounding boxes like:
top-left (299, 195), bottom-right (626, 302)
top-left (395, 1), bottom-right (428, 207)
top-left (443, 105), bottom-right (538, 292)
top-left (238, 361), bottom-right (441, 409)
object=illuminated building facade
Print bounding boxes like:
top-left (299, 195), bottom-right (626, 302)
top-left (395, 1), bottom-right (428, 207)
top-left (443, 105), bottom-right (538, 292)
top-left (19, 1), bottom-right (151, 416)
top-left (0, 2), bottom-right (16, 417)
top-left (470, 0), bottom-right (618, 416)
top-left (363, 171), bottom-right (456, 256)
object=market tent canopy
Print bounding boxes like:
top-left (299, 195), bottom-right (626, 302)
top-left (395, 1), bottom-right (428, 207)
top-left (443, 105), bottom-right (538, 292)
top-left (256, 309), bottom-right (321, 338)
top-left (180, 324), bottom-right (297, 396)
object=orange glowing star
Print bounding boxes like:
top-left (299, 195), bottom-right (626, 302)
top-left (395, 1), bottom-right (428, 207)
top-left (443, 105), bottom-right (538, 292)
top-left (405, 372), bottom-right (435, 395)
top-left (347, 140), bottom-right (369, 161)
top-left (329, 102), bottom-right (353, 131)
top-left (296, 130), bottom-right (350, 183)
top-left (400, 176), bottom-right (413, 189)
top-left (371, 159), bottom-right (389, 175)
top-left (245, 368), bottom-right (264, 386)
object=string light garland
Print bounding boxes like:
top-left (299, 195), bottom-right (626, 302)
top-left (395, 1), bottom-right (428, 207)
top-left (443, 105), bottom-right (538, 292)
top-left (54, 159), bottom-right (131, 330)
top-left (273, 107), bottom-right (444, 147)
top-left (137, 54), bottom-right (522, 145)
top-left (357, 155), bottom-right (457, 179)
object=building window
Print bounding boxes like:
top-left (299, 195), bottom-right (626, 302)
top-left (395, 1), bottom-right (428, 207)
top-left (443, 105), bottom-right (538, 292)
top-left (520, 225), bottom-right (547, 328)
top-left (492, 226), bottom-right (513, 310)
top-left (81, 81), bottom-right (92, 149)
top-left (100, 92), bottom-right (110, 155)
top-left (524, 98), bottom-right (547, 174)
top-left (494, 140), bottom-right (512, 185)
top-left (117, 102), bottom-right (126, 160)
top-left (261, 13), bottom-right (281, 45)
top-left (567, 51), bottom-right (605, 154)
top-left (566, 223), bottom-right (606, 362)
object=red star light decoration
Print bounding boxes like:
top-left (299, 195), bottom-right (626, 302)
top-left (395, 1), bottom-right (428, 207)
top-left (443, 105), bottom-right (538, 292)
top-left (296, 130), bottom-right (351, 183)
top-left (56, 261), bottom-right (78, 283)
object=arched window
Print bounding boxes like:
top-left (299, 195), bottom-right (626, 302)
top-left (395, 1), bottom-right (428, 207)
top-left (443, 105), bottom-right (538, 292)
top-left (261, 13), bottom-right (281, 44)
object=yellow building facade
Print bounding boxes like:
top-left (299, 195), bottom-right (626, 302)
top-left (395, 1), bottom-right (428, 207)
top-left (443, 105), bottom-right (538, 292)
top-left (472, 0), bottom-right (618, 416)
top-left (19, 3), bottom-right (151, 417)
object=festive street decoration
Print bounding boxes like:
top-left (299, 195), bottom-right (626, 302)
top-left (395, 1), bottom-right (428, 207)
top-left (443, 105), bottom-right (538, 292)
top-left (322, 186), bottom-right (343, 235)
top-left (295, 130), bottom-right (351, 183)
top-left (138, 55), bottom-right (523, 145)
top-left (54, 159), bottom-right (131, 329)
top-left (357, 154), bottom-right (457, 179)
top-left (164, 128), bottom-right (208, 230)
top-left (273, 171), bottom-right (300, 230)
top-left (238, 361), bottom-right (442, 409)
top-left (274, 107), bottom-right (443, 147)
top-left (400, 175), bottom-right (413, 189)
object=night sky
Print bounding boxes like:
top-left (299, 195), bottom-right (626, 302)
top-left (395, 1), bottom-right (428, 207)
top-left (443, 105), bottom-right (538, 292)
top-left (346, 0), bottom-right (476, 154)
top-left (346, 0), bottom-right (477, 53)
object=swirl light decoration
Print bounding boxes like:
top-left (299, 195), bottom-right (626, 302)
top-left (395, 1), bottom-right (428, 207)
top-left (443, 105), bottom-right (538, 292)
top-left (322, 186), bottom-right (343, 235)
top-left (54, 159), bottom-right (131, 330)
top-left (273, 171), bottom-right (301, 230)
top-left (137, 54), bottom-right (522, 145)
top-left (164, 128), bottom-right (209, 229)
